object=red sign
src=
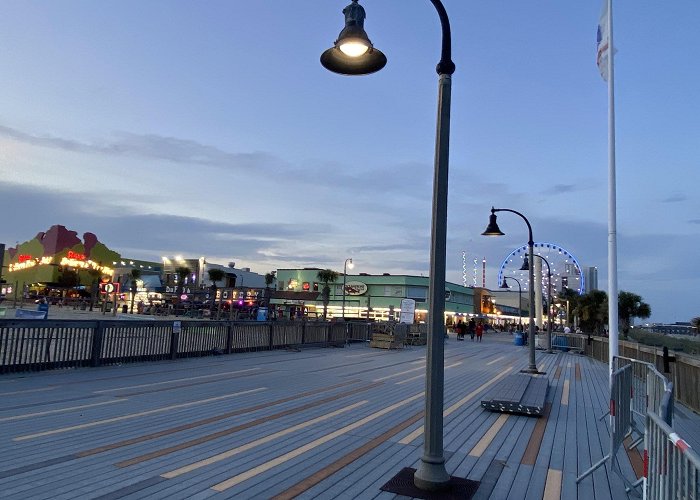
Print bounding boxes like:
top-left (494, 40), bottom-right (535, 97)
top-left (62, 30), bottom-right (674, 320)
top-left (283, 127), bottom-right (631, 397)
top-left (18, 254), bottom-right (33, 263)
top-left (67, 251), bottom-right (86, 261)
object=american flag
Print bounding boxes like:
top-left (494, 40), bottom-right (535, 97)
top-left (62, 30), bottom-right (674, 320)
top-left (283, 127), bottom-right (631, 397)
top-left (596, 1), bottom-right (610, 81)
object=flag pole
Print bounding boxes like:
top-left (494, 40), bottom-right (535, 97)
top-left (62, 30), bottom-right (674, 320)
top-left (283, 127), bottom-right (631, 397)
top-left (606, 0), bottom-right (619, 378)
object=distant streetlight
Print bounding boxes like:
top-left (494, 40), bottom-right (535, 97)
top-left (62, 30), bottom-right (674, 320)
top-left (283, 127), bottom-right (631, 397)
top-left (482, 207), bottom-right (540, 373)
top-left (342, 258), bottom-right (354, 318)
top-left (521, 254), bottom-right (553, 353)
top-left (500, 276), bottom-right (523, 330)
top-left (322, 0), bottom-right (456, 491)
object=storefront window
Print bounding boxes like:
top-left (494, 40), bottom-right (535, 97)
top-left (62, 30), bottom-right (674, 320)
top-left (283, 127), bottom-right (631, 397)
top-left (406, 286), bottom-right (427, 300)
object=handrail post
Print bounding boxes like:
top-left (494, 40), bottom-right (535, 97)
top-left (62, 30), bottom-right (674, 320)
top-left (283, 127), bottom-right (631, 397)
top-left (226, 322), bottom-right (233, 354)
top-left (170, 326), bottom-right (179, 360)
top-left (91, 321), bottom-right (104, 367)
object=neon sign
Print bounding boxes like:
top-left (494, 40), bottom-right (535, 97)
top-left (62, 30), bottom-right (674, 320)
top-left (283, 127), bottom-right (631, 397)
top-left (9, 260), bottom-right (37, 271)
top-left (8, 254), bottom-right (113, 276)
top-left (67, 251), bottom-right (86, 261)
top-left (18, 254), bottom-right (33, 263)
top-left (59, 257), bottom-right (114, 276)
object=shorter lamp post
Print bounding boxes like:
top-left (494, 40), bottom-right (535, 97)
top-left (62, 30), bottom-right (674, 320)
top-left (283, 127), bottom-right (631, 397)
top-left (500, 276), bottom-right (522, 331)
top-left (341, 258), bottom-right (353, 319)
top-left (482, 207), bottom-right (541, 374)
top-left (521, 254), bottom-right (553, 353)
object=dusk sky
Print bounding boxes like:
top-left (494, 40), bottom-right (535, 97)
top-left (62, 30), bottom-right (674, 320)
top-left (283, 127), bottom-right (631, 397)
top-left (1, 1), bottom-right (698, 324)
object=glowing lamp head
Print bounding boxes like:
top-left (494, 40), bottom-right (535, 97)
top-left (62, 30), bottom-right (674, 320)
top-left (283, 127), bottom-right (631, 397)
top-left (347, 258), bottom-right (354, 270)
top-left (321, 0), bottom-right (386, 75)
top-left (339, 40), bottom-right (369, 57)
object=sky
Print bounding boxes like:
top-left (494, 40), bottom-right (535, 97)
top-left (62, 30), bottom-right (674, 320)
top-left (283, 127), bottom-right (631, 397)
top-left (1, 1), bottom-right (698, 324)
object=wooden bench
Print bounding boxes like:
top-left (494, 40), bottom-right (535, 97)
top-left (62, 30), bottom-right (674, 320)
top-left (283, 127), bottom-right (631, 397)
top-left (481, 373), bottom-right (549, 416)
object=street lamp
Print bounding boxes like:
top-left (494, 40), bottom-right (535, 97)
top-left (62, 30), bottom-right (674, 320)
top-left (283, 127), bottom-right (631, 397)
top-left (482, 207), bottom-right (540, 374)
top-left (322, 0), bottom-right (456, 491)
top-left (341, 258), bottom-right (354, 319)
top-left (500, 276), bottom-right (522, 330)
top-left (521, 254), bottom-right (553, 353)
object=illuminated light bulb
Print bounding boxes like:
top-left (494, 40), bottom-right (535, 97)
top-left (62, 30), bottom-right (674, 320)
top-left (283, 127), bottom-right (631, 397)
top-left (339, 41), bottom-right (369, 57)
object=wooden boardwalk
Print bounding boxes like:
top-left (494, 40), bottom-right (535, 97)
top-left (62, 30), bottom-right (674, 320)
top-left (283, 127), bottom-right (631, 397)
top-left (1, 333), bottom-right (698, 499)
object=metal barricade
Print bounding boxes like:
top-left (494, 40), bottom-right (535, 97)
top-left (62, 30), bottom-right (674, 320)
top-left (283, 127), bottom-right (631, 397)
top-left (613, 356), bottom-right (673, 435)
top-left (577, 364), bottom-right (633, 483)
top-left (646, 410), bottom-right (700, 499)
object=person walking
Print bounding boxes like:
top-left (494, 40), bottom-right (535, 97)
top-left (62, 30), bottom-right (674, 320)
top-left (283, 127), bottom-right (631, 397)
top-left (456, 320), bottom-right (465, 340)
top-left (468, 318), bottom-right (476, 341)
top-left (476, 320), bottom-right (484, 342)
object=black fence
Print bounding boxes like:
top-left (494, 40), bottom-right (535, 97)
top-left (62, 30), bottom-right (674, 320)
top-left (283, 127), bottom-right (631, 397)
top-left (0, 319), bottom-right (369, 374)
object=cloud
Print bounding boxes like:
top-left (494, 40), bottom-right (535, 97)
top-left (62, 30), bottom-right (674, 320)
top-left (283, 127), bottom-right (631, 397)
top-left (661, 194), bottom-right (686, 203)
top-left (544, 184), bottom-right (578, 194)
top-left (0, 181), bottom-right (332, 263)
top-left (0, 124), bottom-right (280, 173)
top-left (0, 124), bottom-right (434, 202)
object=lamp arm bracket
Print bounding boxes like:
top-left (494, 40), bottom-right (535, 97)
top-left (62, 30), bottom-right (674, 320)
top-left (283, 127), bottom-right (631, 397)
top-left (428, 0), bottom-right (455, 75)
top-left (493, 207), bottom-right (534, 246)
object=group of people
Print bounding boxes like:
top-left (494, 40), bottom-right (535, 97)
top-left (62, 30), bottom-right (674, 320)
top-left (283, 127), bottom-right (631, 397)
top-left (454, 318), bottom-right (484, 342)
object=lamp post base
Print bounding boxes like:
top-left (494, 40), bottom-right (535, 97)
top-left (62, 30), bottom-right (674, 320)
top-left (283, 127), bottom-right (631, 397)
top-left (381, 467), bottom-right (479, 497)
top-left (414, 458), bottom-right (450, 491)
top-left (520, 368), bottom-right (546, 375)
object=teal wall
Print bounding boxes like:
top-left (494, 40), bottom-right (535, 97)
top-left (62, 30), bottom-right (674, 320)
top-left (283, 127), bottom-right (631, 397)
top-left (272, 268), bottom-right (475, 321)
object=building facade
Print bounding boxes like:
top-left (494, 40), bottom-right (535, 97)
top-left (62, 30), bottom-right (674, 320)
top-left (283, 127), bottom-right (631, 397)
top-left (584, 266), bottom-right (599, 292)
top-left (270, 268), bottom-right (526, 326)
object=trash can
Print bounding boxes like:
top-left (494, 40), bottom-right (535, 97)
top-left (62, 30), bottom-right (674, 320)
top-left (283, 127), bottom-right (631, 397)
top-left (122, 304), bottom-right (128, 314)
top-left (514, 332), bottom-right (524, 346)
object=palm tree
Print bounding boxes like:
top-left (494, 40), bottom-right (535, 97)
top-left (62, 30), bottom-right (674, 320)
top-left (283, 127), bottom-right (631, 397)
top-left (577, 290), bottom-right (608, 335)
top-left (264, 271), bottom-right (276, 306)
top-left (207, 268), bottom-right (225, 315)
top-left (129, 268), bottom-right (142, 314)
top-left (556, 287), bottom-right (581, 327)
top-left (691, 317), bottom-right (700, 336)
top-left (618, 291), bottom-right (651, 338)
top-left (316, 269), bottom-right (339, 319)
top-left (86, 267), bottom-right (102, 311)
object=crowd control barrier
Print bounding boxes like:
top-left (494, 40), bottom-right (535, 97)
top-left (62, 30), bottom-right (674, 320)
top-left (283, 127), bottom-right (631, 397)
top-left (577, 364), bottom-right (633, 483)
top-left (614, 355), bottom-right (674, 427)
top-left (645, 410), bottom-right (700, 499)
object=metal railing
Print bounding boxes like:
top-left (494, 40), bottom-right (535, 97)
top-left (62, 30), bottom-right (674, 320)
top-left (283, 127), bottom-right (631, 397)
top-left (613, 356), bottom-right (674, 429)
top-left (557, 333), bottom-right (700, 414)
top-left (577, 364), bottom-right (633, 483)
top-left (646, 411), bottom-right (700, 499)
top-left (562, 338), bottom-right (695, 497)
top-left (0, 319), bottom-right (361, 374)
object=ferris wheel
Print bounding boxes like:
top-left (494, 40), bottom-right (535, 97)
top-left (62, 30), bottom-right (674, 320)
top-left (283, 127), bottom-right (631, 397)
top-left (497, 242), bottom-right (585, 296)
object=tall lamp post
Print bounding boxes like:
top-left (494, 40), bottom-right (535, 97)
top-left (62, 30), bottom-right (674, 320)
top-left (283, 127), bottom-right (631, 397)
top-left (500, 276), bottom-right (522, 331)
top-left (521, 254), bottom-right (553, 353)
top-left (322, 0), bottom-right (455, 491)
top-left (482, 207), bottom-right (540, 374)
top-left (341, 257), bottom-right (353, 319)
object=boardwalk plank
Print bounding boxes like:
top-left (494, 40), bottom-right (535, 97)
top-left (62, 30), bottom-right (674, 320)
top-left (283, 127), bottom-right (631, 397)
top-left (1, 334), bottom-right (698, 500)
